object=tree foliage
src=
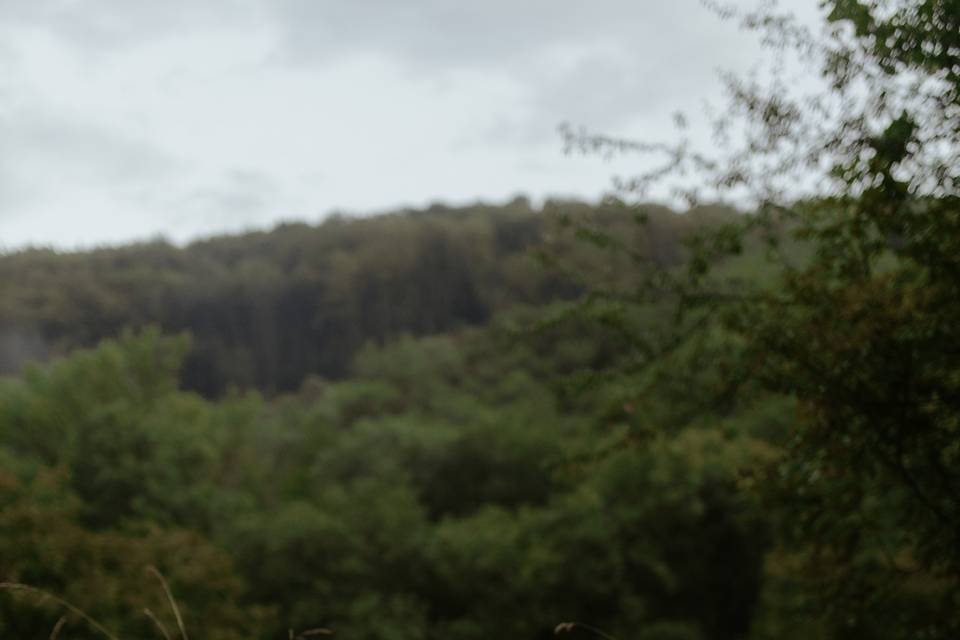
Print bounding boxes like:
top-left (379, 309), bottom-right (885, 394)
top-left (0, 199), bottom-right (724, 397)
top-left (558, 0), bottom-right (960, 636)
top-left (0, 316), bottom-right (776, 639)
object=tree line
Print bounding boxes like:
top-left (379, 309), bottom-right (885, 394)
top-left (0, 199), bottom-right (732, 396)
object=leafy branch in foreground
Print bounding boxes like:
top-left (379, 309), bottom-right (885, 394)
top-left (555, 620), bottom-right (622, 640)
top-left (2, 570), bottom-right (334, 640)
top-left (0, 583), bottom-right (121, 640)
top-left (556, 1), bottom-right (960, 637)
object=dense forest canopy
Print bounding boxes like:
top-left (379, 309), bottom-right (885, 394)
top-left (0, 199), bottom-right (735, 396)
top-left (0, 198), bottom-right (784, 640)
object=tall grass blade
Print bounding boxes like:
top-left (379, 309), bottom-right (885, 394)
top-left (0, 583), bottom-right (120, 640)
top-left (146, 566), bottom-right (188, 640)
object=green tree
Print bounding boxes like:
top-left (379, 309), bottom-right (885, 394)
top-left (561, 0), bottom-right (960, 636)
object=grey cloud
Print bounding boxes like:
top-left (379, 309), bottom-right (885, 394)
top-left (513, 52), bottom-right (665, 141)
top-left (165, 170), bottom-right (282, 232)
top-left (0, 165), bottom-right (32, 214)
top-left (0, 0), bottom-right (826, 249)
top-left (267, 0), bottom-right (759, 145)
top-left (1, 0), bottom-right (767, 141)
top-left (269, 0), bottom-right (718, 68)
top-left (0, 0), bottom-right (258, 50)
top-left (523, 44), bottom-right (741, 133)
top-left (1, 0), bottom-right (734, 68)
top-left (0, 108), bottom-right (181, 184)
top-left (0, 108), bottom-right (183, 223)
top-left (454, 41), bottom-right (725, 151)
top-left (1, 0), bottom-right (734, 67)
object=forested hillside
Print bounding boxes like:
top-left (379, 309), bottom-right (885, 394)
top-left (1, 194), bottom-right (957, 639)
top-left (0, 199), bottom-right (810, 640)
top-left (0, 199), bottom-right (733, 395)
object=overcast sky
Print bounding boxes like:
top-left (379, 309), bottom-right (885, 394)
top-left (0, 0), bottom-right (823, 249)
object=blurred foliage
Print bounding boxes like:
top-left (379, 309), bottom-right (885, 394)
top-left (553, 0), bottom-right (960, 638)
top-left (2, 2), bottom-right (958, 639)
top-left (0, 289), bottom-right (779, 639)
